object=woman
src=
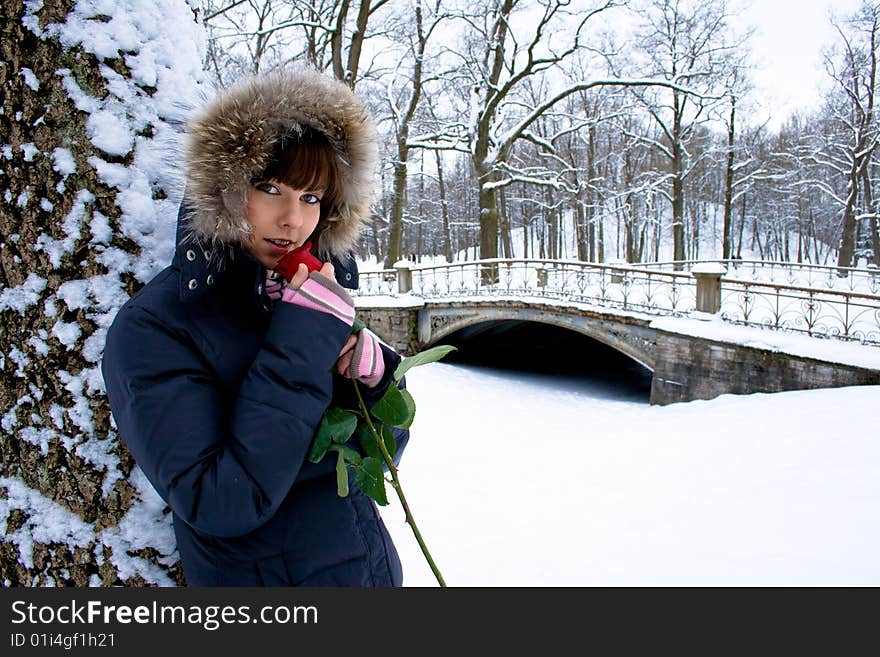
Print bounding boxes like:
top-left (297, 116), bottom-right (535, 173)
top-left (101, 70), bottom-right (407, 586)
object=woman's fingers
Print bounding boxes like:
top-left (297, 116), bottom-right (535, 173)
top-left (288, 263), bottom-right (309, 290)
top-left (338, 334), bottom-right (357, 357)
top-left (336, 350), bottom-right (355, 377)
top-left (285, 261), bottom-right (334, 290)
top-left (336, 334), bottom-right (357, 376)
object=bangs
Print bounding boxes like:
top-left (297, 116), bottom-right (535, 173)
top-left (260, 129), bottom-right (341, 215)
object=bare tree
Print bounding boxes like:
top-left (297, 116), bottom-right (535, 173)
top-left (378, 0), bottom-right (446, 266)
top-left (203, 0), bottom-right (303, 83)
top-left (408, 0), bottom-right (705, 279)
top-left (457, 0), bottom-right (620, 269)
top-left (625, 0), bottom-right (745, 266)
top-left (203, 0), bottom-right (391, 87)
top-left (824, 0), bottom-right (880, 269)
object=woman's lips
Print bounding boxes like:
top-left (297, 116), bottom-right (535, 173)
top-left (264, 239), bottom-right (293, 256)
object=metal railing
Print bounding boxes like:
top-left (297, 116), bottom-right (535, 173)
top-left (355, 258), bottom-right (880, 347)
top-left (359, 259), bottom-right (697, 316)
top-left (719, 277), bottom-right (880, 345)
top-left (629, 258), bottom-right (880, 295)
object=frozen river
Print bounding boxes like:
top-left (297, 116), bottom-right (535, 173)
top-left (379, 349), bottom-right (880, 586)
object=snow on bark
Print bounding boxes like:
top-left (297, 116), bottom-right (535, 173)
top-left (1, 0), bottom-right (205, 586)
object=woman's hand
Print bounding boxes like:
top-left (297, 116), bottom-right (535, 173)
top-left (336, 333), bottom-right (358, 377)
top-left (288, 260), bottom-right (335, 290)
top-left (287, 259), bottom-right (356, 372)
top-left (279, 260), bottom-right (355, 327)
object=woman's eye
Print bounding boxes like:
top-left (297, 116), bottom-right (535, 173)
top-left (302, 193), bottom-right (321, 205)
top-left (255, 182), bottom-right (280, 195)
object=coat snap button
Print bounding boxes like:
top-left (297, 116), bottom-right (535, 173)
top-left (345, 273), bottom-right (352, 281)
top-left (186, 249), bottom-right (196, 261)
top-left (206, 275), bottom-right (214, 286)
top-left (188, 279), bottom-right (198, 290)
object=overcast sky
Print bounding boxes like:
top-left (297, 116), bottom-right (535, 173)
top-left (741, 0), bottom-right (865, 128)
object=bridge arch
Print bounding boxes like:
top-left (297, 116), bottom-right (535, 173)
top-left (356, 296), bottom-right (880, 404)
top-left (417, 303), bottom-right (658, 371)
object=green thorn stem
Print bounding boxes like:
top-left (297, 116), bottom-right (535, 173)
top-left (352, 379), bottom-right (447, 588)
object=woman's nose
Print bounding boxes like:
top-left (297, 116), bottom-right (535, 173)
top-left (279, 202), bottom-right (303, 229)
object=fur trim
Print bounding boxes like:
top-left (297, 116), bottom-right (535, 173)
top-left (184, 70), bottom-right (377, 258)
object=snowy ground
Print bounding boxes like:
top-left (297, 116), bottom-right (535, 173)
top-left (379, 363), bottom-right (880, 586)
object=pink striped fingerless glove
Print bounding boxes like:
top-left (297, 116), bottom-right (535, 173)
top-left (348, 328), bottom-right (386, 388)
top-left (280, 271), bottom-right (355, 327)
top-left (265, 271), bottom-right (284, 301)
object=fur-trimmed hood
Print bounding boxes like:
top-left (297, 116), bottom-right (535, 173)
top-left (184, 70), bottom-right (377, 258)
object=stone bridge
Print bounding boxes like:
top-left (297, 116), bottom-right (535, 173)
top-left (354, 259), bottom-right (880, 405)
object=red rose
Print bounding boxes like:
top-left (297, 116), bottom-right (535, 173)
top-left (274, 240), bottom-right (323, 281)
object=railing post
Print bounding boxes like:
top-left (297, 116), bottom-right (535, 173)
top-left (536, 265), bottom-right (548, 288)
top-left (480, 261), bottom-right (499, 287)
top-left (394, 259), bottom-right (413, 294)
top-left (608, 258), bottom-right (625, 284)
top-left (691, 262), bottom-right (727, 314)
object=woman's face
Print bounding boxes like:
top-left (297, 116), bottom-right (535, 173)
top-left (244, 180), bottom-right (322, 269)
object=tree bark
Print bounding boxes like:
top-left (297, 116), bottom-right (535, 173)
top-left (435, 150), bottom-right (452, 263)
top-left (331, 0), bottom-right (352, 83)
top-left (547, 188), bottom-right (558, 260)
top-left (0, 0), bottom-right (197, 586)
top-left (575, 194), bottom-right (587, 262)
top-left (371, 214), bottom-right (383, 265)
top-left (597, 190), bottom-right (605, 263)
top-left (723, 95), bottom-right (736, 260)
top-left (587, 123), bottom-right (597, 262)
top-left (477, 166), bottom-right (500, 282)
top-left (861, 165), bottom-right (880, 266)
top-left (499, 187), bottom-right (512, 258)
top-left (471, 0), bottom-right (514, 269)
top-left (837, 157), bottom-right (866, 272)
top-left (672, 159), bottom-right (685, 265)
top-left (385, 160), bottom-right (407, 268)
top-left (345, 0), bottom-right (372, 88)
top-left (382, 0), bottom-right (428, 266)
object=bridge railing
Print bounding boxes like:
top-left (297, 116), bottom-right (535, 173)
top-left (358, 258), bottom-right (698, 315)
top-left (628, 258), bottom-right (880, 295)
top-left (356, 258), bottom-right (880, 347)
top-left (357, 268), bottom-right (398, 296)
top-left (718, 276), bottom-right (880, 345)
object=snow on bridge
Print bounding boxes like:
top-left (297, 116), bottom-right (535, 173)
top-left (356, 258), bottom-right (880, 347)
top-left (353, 259), bottom-right (880, 404)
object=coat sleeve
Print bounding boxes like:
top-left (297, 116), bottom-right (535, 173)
top-left (101, 300), bottom-right (351, 538)
top-left (329, 253), bottom-right (409, 469)
top-left (331, 342), bottom-right (410, 469)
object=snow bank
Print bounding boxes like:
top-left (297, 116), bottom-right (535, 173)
top-left (384, 365), bottom-right (880, 586)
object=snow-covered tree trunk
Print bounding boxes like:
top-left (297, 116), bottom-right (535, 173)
top-left (434, 149), bottom-right (452, 263)
top-left (1, 0), bottom-right (204, 586)
top-left (381, 0), bottom-right (440, 267)
top-left (861, 165), bottom-right (880, 265)
top-left (386, 159), bottom-right (408, 267)
top-left (825, 1), bottom-right (880, 270)
top-left (722, 95), bottom-right (736, 260)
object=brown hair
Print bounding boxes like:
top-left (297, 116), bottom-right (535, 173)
top-left (257, 127), bottom-right (341, 244)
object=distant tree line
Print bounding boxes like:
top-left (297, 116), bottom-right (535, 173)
top-left (202, 0), bottom-right (880, 270)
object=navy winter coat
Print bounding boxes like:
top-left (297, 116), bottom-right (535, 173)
top-left (101, 215), bottom-right (408, 586)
